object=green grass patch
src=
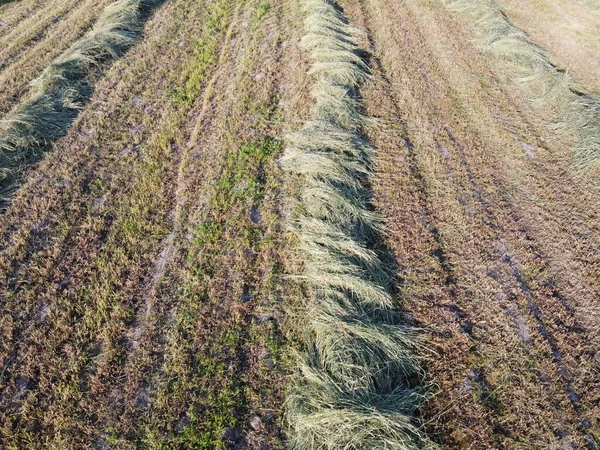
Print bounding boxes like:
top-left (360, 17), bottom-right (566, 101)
top-left (140, 131), bottom-right (283, 447)
top-left (214, 139), bottom-right (281, 209)
top-left (255, 1), bottom-right (271, 20)
top-left (168, 1), bottom-right (234, 104)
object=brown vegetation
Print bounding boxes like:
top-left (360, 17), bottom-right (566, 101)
top-left (0, 0), bottom-right (113, 114)
top-left (1, 0), bottom-right (598, 448)
top-left (494, 0), bottom-right (600, 93)
top-left (338, 0), bottom-right (600, 447)
top-left (0, 0), bottom-right (310, 447)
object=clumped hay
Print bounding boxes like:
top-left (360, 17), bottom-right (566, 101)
top-left (0, 0), bottom-right (163, 192)
top-left (283, 0), bottom-right (434, 449)
top-left (440, 0), bottom-right (600, 173)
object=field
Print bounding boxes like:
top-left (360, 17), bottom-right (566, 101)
top-left (0, 0), bottom-right (114, 114)
top-left (494, 0), bottom-right (600, 92)
top-left (0, 0), bottom-right (598, 449)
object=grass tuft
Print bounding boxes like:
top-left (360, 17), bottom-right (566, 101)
top-left (283, 0), bottom-right (435, 449)
top-left (439, 0), bottom-right (600, 173)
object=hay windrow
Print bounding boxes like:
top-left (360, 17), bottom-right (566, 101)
top-left (283, 0), bottom-right (434, 448)
top-left (0, 0), bottom-right (163, 195)
top-left (440, 0), bottom-right (600, 173)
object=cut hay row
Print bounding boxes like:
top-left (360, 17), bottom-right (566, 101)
top-left (282, 0), bottom-right (434, 449)
top-left (0, 0), bottom-right (116, 117)
top-left (440, 0), bottom-right (600, 173)
top-left (0, 0), bottom-right (162, 195)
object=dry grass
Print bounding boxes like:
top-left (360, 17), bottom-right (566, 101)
top-left (2, 0), bottom-right (597, 447)
top-left (282, 0), bottom-right (434, 448)
top-left (492, 0), bottom-right (600, 92)
top-left (0, 0), bottom-right (88, 67)
top-left (337, 0), bottom-right (600, 446)
top-left (576, 0), bottom-right (600, 13)
top-left (0, 0), bottom-right (114, 115)
top-left (440, 0), bottom-right (600, 173)
top-left (0, 0), bottom-right (306, 446)
top-left (0, 0), bottom-right (163, 197)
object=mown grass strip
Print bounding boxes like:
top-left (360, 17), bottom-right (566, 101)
top-left (104, 3), bottom-right (288, 447)
top-left (0, 0), bottom-right (239, 446)
top-left (282, 1), bottom-right (435, 449)
top-left (440, 0), bottom-right (600, 173)
top-left (140, 137), bottom-right (283, 449)
top-left (0, 0), bottom-right (163, 195)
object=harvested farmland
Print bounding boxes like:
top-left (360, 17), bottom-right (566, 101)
top-left (439, 0), bottom-right (600, 172)
top-left (0, 0), bottom-right (163, 195)
top-left (0, 0), bottom-right (115, 114)
top-left (0, 0), bottom-right (599, 449)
